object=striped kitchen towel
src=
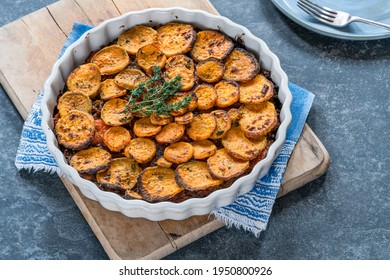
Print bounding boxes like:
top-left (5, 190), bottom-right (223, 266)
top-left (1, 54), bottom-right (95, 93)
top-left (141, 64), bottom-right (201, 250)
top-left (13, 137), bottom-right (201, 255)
top-left (15, 22), bottom-right (314, 236)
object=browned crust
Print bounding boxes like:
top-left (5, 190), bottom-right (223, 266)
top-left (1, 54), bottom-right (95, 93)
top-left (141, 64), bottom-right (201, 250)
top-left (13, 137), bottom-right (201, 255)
top-left (114, 68), bottom-right (147, 90)
top-left (70, 147), bottom-right (112, 174)
top-left (196, 57), bottom-right (225, 83)
top-left (57, 91), bottom-right (92, 117)
top-left (192, 139), bottom-right (217, 160)
top-left (239, 74), bottom-right (274, 104)
top-left (124, 137), bottom-right (156, 164)
top-left (99, 79), bottom-right (127, 100)
top-left (223, 48), bottom-right (260, 82)
top-left (209, 109), bottom-right (231, 139)
top-left (136, 44), bottom-right (167, 76)
top-left (207, 148), bottom-right (249, 180)
top-left (103, 126), bottom-right (131, 152)
top-left (227, 108), bottom-right (242, 123)
top-left (239, 102), bottom-right (278, 140)
top-left (138, 166), bottom-right (184, 202)
top-left (156, 157), bottom-right (173, 168)
top-left (91, 45), bottom-right (130, 75)
top-left (164, 142), bottom-right (194, 164)
top-left (150, 113), bottom-right (172, 126)
top-left (166, 92), bottom-right (197, 117)
top-left (117, 25), bottom-right (158, 55)
top-left (100, 98), bottom-right (132, 126)
top-left (186, 113), bottom-right (217, 141)
top-left (55, 110), bottom-right (95, 150)
top-left (133, 117), bottom-right (162, 137)
top-left (221, 126), bottom-right (267, 161)
top-left (155, 122), bottom-right (185, 144)
top-left (175, 161), bottom-right (223, 191)
top-left (96, 157), bottom-right (141, 191)
top-left (174, 112), bottom-right (193, 125)
top-left (66, 63), bottom-right (101, 99)
top-left (193, 83), bottom-right (217, 111)
top-left (190, 30), bottom-right (234, 62)
top-left (214, 79), bottom-right (240, 108)
top-left (156, 22), bottom-right (196, 57)
top-left (124, 189), bottom-right (143, 200)
top-left (164, 55), bottom-right (196, 91)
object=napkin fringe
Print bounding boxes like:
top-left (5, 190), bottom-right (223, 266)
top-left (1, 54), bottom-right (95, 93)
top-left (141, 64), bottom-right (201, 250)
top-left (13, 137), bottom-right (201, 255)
top-left (15, 163), bottom-right (61, 175)
top-left (213, 212), bottom-right (266, 237)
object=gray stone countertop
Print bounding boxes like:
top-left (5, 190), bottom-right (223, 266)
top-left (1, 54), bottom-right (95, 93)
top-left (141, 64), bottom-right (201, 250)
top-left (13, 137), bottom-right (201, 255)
top-left (0, 0), bottom-right (389, 260)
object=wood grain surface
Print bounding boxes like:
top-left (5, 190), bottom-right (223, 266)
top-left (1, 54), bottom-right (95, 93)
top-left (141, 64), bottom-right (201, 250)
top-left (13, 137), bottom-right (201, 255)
top-left (0, 0), bottom-right (329, 260)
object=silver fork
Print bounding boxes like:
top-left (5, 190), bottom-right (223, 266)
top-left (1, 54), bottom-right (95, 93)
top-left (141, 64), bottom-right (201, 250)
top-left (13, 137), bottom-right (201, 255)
top-left (297, 0), bottom-right (390, 31)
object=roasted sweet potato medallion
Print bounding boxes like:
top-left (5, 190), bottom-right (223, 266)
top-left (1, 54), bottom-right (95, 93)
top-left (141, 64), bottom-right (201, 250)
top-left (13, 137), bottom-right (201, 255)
top-left (54, 22), bottom-right (280, 203)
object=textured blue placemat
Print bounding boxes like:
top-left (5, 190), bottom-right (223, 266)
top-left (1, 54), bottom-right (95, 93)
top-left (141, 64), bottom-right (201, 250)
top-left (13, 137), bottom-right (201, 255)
top-left (15, 22), bottom-right (314, 236)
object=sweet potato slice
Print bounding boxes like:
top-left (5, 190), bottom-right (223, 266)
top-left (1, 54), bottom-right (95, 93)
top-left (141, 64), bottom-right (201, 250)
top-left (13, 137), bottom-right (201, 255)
top-left (174, 112), bottom-right (193, 125)
top-left (166, 92), bottom-right (197, 117)
top-left (192, 139), bottom-right (217, 160)
top-left (156, 157), bottom-right (173, 168)
top-left (55, 110), bottom-right (95, 150)
top-left (209, 110), bottom-right (231, 139)
top-left (66, 63), bottom-right (101, 99)
top-left (70, 147), bottom-right (111, 174)
top-left (207, 148), bottom-right (249, 180)
top-left (239, 102), bottom-right (278, 140)
top-left (221, 126), bottom-right (267, 161)
top-left (155, 122), bottom-right (185, 144)
top-left (99, 79), bottom-right (127, 100)
top-left (124, 138), bottom-right (156, 164)
top-left (190, 30), bottom-right (234, 62)
top-left (186, 113), bottom-right (217, 141)
top-left (214, 80), bottom-right (240, 108)
top-left (136, 44), bottom-right (167, 76)
top-left (57, 91), bottom-right (92, 117)
top-left (156, 22), bottom-right (196, 57)
top-left (91, 45), bottom-right (130, 75)
top-left (196, 57), bottom-right (224, 83)
top-left (165, 54), bottom-right (195, 71)
top-left (96, 157), bottom-right (141, 191)
top-left (164, 142), bottom-right (194, 164)
top-left (175, 161), bottom-right (223, 191)
top-left (138, 166), bottom-right (184, 202)
top-left (124, 189), bottom-right (143, 200)
top-left (164, 56), bottom-right (196, 91)
top-left (117, 25), bottom-right (158, 55)
top-left (193, 84), bottom-right (217, 111)
top-left (114, 69), bottom-right (148, 90)
top-left (133, 117), bottom-right (162, 137)
top-left (150, 113), bottom-right (172, 126)
top-left (103, 126), bottom-right (131, 152)
top-left (239, 74), bottom-right (274, 104)
top-left (101, 98), bottom-right (132, 126)
top-left (223, 48), bottom-right (260, 82)
top-left (227, 108), bottom-right (242, 123)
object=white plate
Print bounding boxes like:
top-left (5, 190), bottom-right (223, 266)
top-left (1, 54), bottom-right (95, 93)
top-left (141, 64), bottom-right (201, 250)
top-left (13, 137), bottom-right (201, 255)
top-left (41, 8), bottom-right (292, 221)
top-left (271, 0), bottom-right (390, 40)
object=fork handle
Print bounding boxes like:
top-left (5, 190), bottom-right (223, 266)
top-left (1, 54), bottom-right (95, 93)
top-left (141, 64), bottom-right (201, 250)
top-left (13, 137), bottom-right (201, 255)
top-left (351, 16), bottom-right (390, 31)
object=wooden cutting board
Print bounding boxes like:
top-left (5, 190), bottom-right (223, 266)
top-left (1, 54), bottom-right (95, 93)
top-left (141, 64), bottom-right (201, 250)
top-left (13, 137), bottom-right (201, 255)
top-left (0, 0), bottom-right (330, 260)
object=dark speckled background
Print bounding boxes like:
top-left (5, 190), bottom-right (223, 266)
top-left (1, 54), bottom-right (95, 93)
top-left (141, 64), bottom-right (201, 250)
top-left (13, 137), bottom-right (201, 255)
top-left (0, 0), bottom-right (389, 260)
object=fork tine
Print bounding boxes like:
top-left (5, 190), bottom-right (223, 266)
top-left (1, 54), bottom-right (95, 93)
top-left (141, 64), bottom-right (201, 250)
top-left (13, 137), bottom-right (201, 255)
top-left (297, 0), bottom-right (335, 23)
top-left (301, 0), bottom-right (338, 15)
top-left (300, 0), bottom-right (337, 17)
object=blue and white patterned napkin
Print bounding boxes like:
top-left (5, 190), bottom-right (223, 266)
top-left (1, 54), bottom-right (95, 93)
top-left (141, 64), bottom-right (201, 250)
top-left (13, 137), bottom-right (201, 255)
top-left (15, 23), bottom-right (314, 236)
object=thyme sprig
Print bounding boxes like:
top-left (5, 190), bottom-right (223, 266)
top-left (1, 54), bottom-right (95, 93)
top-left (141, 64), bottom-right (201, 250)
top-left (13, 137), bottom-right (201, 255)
top-left (123, 66), bottom-right (192, 117)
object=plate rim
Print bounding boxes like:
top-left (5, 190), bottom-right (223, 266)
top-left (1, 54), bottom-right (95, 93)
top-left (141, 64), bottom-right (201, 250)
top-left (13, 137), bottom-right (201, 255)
top-left (271, 0), bottom-right (390, 40)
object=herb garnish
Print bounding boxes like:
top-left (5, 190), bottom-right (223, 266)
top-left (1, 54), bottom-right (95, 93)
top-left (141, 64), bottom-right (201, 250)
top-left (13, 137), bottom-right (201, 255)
top-left (122, 66), bottom-right (192, 118)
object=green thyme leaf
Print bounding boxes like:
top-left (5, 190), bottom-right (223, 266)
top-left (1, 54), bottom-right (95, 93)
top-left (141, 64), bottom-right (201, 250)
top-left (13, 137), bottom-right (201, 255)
top-left (121, 66), bottom-right (191, 117)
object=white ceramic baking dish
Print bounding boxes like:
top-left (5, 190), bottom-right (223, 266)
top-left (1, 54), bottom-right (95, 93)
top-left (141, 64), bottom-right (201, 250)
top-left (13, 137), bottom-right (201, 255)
top-left (41, 8), bottom-right (292, 221)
